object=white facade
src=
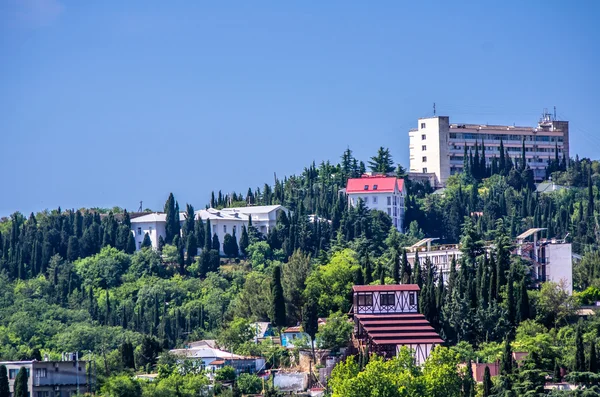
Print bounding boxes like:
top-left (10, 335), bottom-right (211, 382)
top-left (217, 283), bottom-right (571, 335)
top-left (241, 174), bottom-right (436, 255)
top-left (346, 176), bottom-right (406, 232)
top-left (130, 205), bottom-right (289, 255)
top-left (409, 113), bottom-right (569, 186)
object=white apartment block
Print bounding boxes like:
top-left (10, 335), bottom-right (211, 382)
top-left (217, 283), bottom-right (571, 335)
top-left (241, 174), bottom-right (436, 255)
top-left (409, 112), bottom-right (569, 186)
top-left (404, 229), bottom-right (573, 293)
top-left (345, 175), bottom-right (406, 232)
top-left (130, 205), bottom-right (288, 255)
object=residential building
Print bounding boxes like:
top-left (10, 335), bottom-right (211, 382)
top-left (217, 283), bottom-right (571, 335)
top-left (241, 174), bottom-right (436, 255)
top-left (0, 356), bottom-right (90, 397)
top-left (352, 284), bottom-right (443, 365)
top-left (250, 322), bottom-right (274, 342)
top-left (345, 175), bottom-right (406, 232)
top-left (130, 205), bottom-right (289, 255)
top-left (281, 319), bottom-right (327, 349)
top-left (405, 229), bottom-right (573, 293)
top-left (169, 344), bottom-right (265, 375)
top-left (536, 181), bottom-right (569, 194)
top-left (409, 111), bottom-right (569, 186)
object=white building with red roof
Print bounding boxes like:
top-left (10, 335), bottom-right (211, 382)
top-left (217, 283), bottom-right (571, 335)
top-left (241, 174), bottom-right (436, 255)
top-left (345, 175), bottom-right (406, 232)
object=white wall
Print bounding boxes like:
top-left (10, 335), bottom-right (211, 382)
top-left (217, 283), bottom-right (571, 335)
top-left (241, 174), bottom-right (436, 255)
top-left (546, 243), bottom-right (573, 294)
top-left (353, 290), bottom-right (418, 314)
top-left (132, 221), bottom-right (163, 250)
top-left (410, 117), bottom-right (448, 184)
top-left (348, 191), bottom-right (405, 231)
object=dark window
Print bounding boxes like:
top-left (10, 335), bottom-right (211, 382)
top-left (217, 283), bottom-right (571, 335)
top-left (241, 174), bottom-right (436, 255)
top-left (137, 227), bottom-right (142, 235)
top-left (357, 293), bottom-right (373, 307)
top-left (373, 184), bottom-right (378, 190)
top-left (409, 293), bottom-right (415, 306)
top-left (380, 293), bottom-right (395, 306)
top-left (363, 185), bottom-right (369, 190)
top-left (421, 123), bottom-right (426, 129)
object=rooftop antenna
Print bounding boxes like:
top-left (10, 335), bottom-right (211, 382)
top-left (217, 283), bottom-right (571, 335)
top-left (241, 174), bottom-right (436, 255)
top-left (138, 201), bottom-right (143, 212)
top-left (433, 102), bottom-right (436, 116)
top-left (553, 106), bottom-right (557, 121)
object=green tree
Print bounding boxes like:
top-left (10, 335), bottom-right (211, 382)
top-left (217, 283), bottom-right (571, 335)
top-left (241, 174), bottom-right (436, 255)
top-left (215, 366), bottom-right (236, 382)
top-left (237, 373), bottom-right (262, 395)
top-left (422, 347), bottom-right (462, 397)
top-left (302, 298), bottom-right (319, 361)
top-left (239, 225), bottom-right (249, 256)
top-left (141, 233), bottom-right (152, 249)
top-left (164, 193), bottom-right (179, 245)
top-left (218, 318), bottom-right (254, 353)
top-left (590, 340), bottom-right (598, 373)
top-left (501, 338), bottom-right (513, 375)
top-left (576, 324), bottom-right (585, 372)
top-left (223, 233), bottom-right (238, 258)
top-left (120, 341), bottom-right (136, 370)
top-left (270, 265), bottom-right (286, 342)
top-left (101, 374), bottom-right (142, 397)
top-left (482, 366), bottom-right (492, 397)
top-left (13, 367), bottom-right (28, 397)
top-left (212, 233), bottom-right (220, 252)
top-left (282, 249), bottom-right (312, 323)
top-left (316, 312), bottom-right (352, 351)
top-left (368, 147), bottom-right (395, 174)
top-left (0, 365), bottom-right (9, 397)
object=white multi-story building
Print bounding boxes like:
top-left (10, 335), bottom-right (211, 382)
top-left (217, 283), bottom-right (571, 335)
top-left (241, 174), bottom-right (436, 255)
top-left (409, 111), bottom-right (569, 186)
top-left (130, 205), bottom-right (288, 255)
top-left (345, 175), bottom-right (406, 232)
top-left (405, 229), bottom-right (573, 293)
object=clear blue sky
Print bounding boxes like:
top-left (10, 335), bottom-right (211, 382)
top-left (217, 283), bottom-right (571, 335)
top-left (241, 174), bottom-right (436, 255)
top-left (1, 0), bottom-right (599, 216)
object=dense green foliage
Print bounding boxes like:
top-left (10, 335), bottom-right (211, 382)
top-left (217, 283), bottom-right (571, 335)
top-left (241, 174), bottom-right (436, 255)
top-left (1, 147), bottom-right (600, 395)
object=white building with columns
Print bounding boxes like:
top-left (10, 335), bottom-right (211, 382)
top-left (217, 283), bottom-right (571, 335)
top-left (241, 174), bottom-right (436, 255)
top-left (345, 175), bottom-right (406, 232)
top-left (130, 205), bottom-right (289, 255)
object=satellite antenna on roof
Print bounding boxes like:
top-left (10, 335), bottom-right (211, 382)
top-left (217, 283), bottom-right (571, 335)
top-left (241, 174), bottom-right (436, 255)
top-left (138, 201), bottom-right (143, 212)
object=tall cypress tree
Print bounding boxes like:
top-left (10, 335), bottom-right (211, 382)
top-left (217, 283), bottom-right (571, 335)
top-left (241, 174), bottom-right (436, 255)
top-left (164, 193), bottom-right (177, 244)
top-left (302, 298), bottom-right (319, 362)
top-left (141, 233), bottom-right (152, 249)
top-left (412, 251), bottom-right (422, 288)
top-left (463, 360), bottom-right (475, 397)
top-left (401, 249), bottom-right (411, 284)
top-left (271, 265), bottom-right (286, 343)
top-left (576, 325), bottom-right (586, 372)
top-left (13, 367), bottom-right (28, 397)
top-left (0, 365), bottom-right (9, 397)
top-left (211, 233), bottom-right (220, 252)
top-left (204, 219), bottom-right (212, 251)
top-left (516, 280), bottom-right (530, 323)
top-left (506, 266), bottom-right (515, 329)
top-left (392, 248), bottom-right (400, 283)
top-left (501, 338), bottom-right (513, 375)
top-left (239, 225), bottom-right (249, 256)
top-left (589, 340), bottom-right (598, 373)
top-left (483, 366), bottom-right (492, 397)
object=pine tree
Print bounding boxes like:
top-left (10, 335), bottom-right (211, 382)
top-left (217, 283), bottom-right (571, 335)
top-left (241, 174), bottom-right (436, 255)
top-left (0, 365), bottom-right (9, 397)
top-left (483, 366), bottom-right (492, 397)
top-left (271, 265), bottom-right (286, 343)
top-left (13, 367), bottom-right (28, 397)
top-left (589, 340), bottom-right (598, 373)
top-left (368, 147), bottom-right (395, 173)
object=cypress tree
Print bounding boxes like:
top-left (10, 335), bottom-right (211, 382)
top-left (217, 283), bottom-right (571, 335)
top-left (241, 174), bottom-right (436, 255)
top-left (302, 298), bottom-right (319, 362)
top-left (271, 265), bottom-right (286, 343)
top-left (239, 225), bottom-right (249, 256)
top-left (401, 249), bottom-right (411, 284)
top-left (554, 359), bottom-right (561, 382)
top-left (105, 289), bottom-right (111, 326)
top-left (211, 233), bottom-right (220, 252)
top-left (353, 267), bottom-right (364, 285)
top-left (0, 365), bottom-right (9, 397)
top-left (576, 325), bottom-right (585, 372)
top-left (164, 193), bottom-right (177, 244)
top-left (590, 340), bottom-right (598, 373)
top-left (392, 249), bottom-right (400, 283)
top-left (204, 219), bottom-right (212, 251)
top-left (185, 233), bottom-right (197, 265)
top-left (463, 360), bottom-right (475, 397)
top-left (506, 267), bottom-right (515, 329)
top-left (66, 236), bottom-right (80, 262)
top-left (501, 338), bottom-right (513, 375)
top-left (588, 167), bottom-right (594, 219)
top-left (483, 366), bottom-right (492, 397)
top-left (516, 280), bottom-right (530, 323)
top-left (499, 140), bottom-right (506, 174)
top-left (13, 367), bottom-right (28, 397)
top-left (157, 236), bottom-right (164, 253)
top-left (141, 233), bottom-right (152, 249)
top-left (412, 251), bottom-right (422, 288)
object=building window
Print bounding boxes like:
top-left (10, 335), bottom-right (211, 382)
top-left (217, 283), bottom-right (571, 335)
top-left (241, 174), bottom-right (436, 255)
top-left (423, 168), bottom-right (428, 173)
top-left (372, 197), bottom-right (378, 204)
top-left (422, 156), bottom-right (427, 162)
top-left (373, 184), bottom-right (378, 190)
top-left (409, 293), bottom-right (415, 306)
top-left (149, 226), bottom-right (153, 233)
top-left (422, 145), bottom-right (426, 151)
top-left (137, 227), bottom-right (142, 235)
top-left (421, 134), bottom-right (426, 140)
top-left (9, 369), bottom-right (29, 379)
top-left (35, 368), bottom-right (47, 378)
top-left (387, 197), bottom-right (391, 205)
top-left (363, 185), bottom-right (369, 190)
top-left (223, 225), bottom-right (227, 234)
top-left (233, 225), bottom-right (236, 234)
top-left (380, 293), bottom-right (395, 306)
top-left (357, 293), bottom-right (373, 307)
top-left (421, 122), bottom-right (426, 129)
top-left (387, 208), bottom-right (391, 216)
top-left (363, 197), bottom-right (368, 204)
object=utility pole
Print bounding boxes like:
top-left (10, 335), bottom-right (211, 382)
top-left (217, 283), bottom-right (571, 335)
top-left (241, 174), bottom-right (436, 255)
top-left (433, 102), bottom-right (436, 116)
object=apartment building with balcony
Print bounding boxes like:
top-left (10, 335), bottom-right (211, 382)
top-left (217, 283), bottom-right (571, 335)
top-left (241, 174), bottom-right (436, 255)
top-left (0, 355), bottom-right (89, 397)
top-left (408, 111), bottom-right (569, 186)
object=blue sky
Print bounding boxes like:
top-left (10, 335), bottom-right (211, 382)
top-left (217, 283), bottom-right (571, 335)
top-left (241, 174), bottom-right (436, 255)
top-left (1, 0), bottom-right (599, 216)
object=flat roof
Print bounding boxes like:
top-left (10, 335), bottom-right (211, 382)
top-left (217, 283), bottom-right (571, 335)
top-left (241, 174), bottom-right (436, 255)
top-left (408, 238), bottom-right (439, 249)
top-left (517, 228), bottom-right (547, 240)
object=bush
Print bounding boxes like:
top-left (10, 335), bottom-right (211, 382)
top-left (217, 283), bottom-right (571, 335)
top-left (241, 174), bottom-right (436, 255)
top-left (237, 373), bottom-right (262, 394)
top-left (215, 366), bottom-right (236, 382)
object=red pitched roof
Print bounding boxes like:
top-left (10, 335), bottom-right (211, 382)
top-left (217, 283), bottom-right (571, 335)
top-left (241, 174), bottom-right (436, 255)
top-left (352, 284), bottom-right (420, 292)
top-left (346, 176), bottom-right (404, 194)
